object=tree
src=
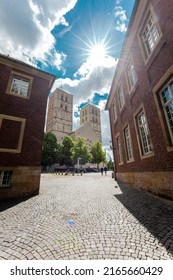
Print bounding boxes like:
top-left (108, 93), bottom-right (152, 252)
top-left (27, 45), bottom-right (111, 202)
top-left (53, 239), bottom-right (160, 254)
top-left (90, 141), bottom-right (107, 169)
top-left (107, 157), bottom-right (114, 170)
top-left (59, 136), bottom-right (74, 166)
top-left (71, 136), bottom-right (91, 166)
top-left (41, 132), bottom-right (59, 169)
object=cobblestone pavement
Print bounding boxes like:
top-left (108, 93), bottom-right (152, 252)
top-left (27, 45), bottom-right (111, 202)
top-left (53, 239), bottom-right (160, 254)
top-left (0, 172), bottom-right (173, 260)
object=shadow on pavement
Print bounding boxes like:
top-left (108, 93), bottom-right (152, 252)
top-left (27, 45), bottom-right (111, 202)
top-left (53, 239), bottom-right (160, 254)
top-left (114, 182), bottom-right (173, 257)
top-left (0, 196), bottom-right (34, 213)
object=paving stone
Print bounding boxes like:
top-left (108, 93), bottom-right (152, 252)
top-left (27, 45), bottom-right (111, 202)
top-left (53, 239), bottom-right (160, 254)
top-left (0, 172), bottom-right (173, 260)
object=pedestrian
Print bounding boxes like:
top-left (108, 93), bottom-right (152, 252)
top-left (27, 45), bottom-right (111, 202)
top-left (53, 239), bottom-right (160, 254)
top-left (100, 167), bottom-right (103, 175)
top-left (104, 166), bottom-right (107, 175)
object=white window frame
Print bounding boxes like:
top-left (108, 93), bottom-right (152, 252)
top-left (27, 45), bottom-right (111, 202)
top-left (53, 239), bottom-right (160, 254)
top-left (113, 99), bottom-right (117, 121)
top-left (159, 78), bottom-right (173, 145)
top-left (126, 59), bottom-right (137, 92)
top-left (142, 13), bottom-right (160, 58)
top-left (118, 84), bottom-right (125, 110)
top-left (136, 110), bottom-right (152, 156)
top-left (0, 170), bottom-right (13, 188)
top-left (124, 126), bottom-right (133, 161)
top-left (116, 135), bottom-right (123, 164)
top-left (110, 101), bottom-right (117, 123)
top-left (10, 76), bottom-right (29, 97)
top-left (6, 71), bottom-right (33, 99)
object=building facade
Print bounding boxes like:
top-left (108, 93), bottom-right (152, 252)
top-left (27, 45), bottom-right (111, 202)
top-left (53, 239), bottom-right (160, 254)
top-left (0, 54), bottom-right (55, 201)
top-left (106, 0), bottom-right (173, 200)
top-left (46, 88), bottom-right (73, 143)
top-left (80, 103), bottom-right (101, 143)
top-left (70, 122), bottom-right (100, 147)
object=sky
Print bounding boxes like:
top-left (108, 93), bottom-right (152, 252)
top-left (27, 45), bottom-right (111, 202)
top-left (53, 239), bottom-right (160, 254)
top-left (0, 0), bottom-right (135, 159)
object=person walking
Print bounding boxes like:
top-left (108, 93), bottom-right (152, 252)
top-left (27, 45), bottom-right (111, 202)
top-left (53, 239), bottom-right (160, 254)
top-left (104, 166), bottom-right (107, 175)
top-left (100, 167), bottom-right (103, 175)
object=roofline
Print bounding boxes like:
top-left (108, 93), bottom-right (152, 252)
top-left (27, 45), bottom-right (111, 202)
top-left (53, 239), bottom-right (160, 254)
top-left (53, 87), bottom-right (73, 96)
top-left (105, 0), bottom-right (140, 110)
top-left (81, 102), bottom-right (100, 110)
top-left (0, 53), bottom-right (56, 90)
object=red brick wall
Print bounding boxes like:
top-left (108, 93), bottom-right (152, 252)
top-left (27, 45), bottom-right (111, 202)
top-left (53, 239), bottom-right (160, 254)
top-left (110, 0), bottom-right (173, 174)
top-left (0, 64), bottom-right (50, 166)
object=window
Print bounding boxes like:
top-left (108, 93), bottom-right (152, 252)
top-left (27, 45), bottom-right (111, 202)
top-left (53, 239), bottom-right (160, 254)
top-left (0, 170), bottom-right (13, 187)
top-left (124, 126), bottom-right (133, 161)
top-left (126, 59), bottom-right (137, 91)
top-left (10, 76), bottom-right (30, 97)
top-left (136, 110), bottom-right (152, 155)
top-left (159, 79), bottom-right (173, 145)
top-left (142, 12), bottom-right (161, 59)
top-left (111, 100), bottom-right (117, 122)
top-left (117, 136), bottom-right (123, 164)
top-left (0, 115), bottom-right (26, 153)
top-left (118, 85), bottom-right (125, 109)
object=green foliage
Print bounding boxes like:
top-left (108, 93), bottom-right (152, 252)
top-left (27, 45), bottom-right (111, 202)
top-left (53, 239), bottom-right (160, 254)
top-left (107, 157), bottom-right (114, 170)
top-left (71, 136), bottom-right (91, 165)
top-left (90, 141), bottom-right (107, 168)
top-left (58, 136), bottom-right (74, 166)
top-left (41, 132), bottom-right (58, 167)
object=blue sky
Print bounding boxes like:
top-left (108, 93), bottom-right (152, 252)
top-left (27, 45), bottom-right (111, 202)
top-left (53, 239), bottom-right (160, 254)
top-left (0, 0), bottom-right (135, 157)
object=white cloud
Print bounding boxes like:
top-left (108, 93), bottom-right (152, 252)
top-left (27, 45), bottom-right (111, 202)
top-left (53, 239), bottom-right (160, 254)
top-left (116, 21), bottom-right (127, 32)
top-left (114, 6), bottom-right (128, 32)
top-left (0, 0), bottom-right (117, 149)
top-left (53, 52), bottom-right (67, 69)
top-left (59, 16), bottom-right (69, 26)
top-left (116, 0), bottom-right (122, 4)
top-left (0, 0), bottom-right (78, 67)
top-left (53, 57), bottom-right (117, 104)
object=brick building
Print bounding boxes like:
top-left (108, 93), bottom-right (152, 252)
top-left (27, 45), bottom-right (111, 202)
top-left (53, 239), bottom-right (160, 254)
top-left (106, 0), bottom-right (173, 200)
top-left (0, 54), bottom-right (55, 200)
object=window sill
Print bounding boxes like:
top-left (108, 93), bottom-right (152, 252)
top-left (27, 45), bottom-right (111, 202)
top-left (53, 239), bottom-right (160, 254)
top-left (166, 146), bottom-right (173, 153)
top-left (113, 119), bottom-right (118, 127)
top-left (5, 91), bottom-right (29, 99)
top-left (119, 105), bottom-right (126, 114)
top-left (140, 151), bottom-right (155, 160)
top-left (129, 83), bottom-right (139, 99)
top-left (146, 38), bottom-right (166, 71)
top-left (126, 159), bottom-right (135, 163)
top-left (0, 185), bottom-right (11, 189)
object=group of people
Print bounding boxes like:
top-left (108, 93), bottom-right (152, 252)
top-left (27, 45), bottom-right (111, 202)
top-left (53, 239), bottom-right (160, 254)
top-left (100, 166), bottom-right (107, 175)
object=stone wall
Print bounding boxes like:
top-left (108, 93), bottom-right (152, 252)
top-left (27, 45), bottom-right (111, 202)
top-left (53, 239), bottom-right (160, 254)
top-left (117, 171), bottom-right (173, 200)
top-left (0, 166), bottom-right (40, 201)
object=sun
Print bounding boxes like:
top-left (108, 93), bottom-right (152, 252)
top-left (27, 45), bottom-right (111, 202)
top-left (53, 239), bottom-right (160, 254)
top-left (88, 42), bottom-right (107, 67)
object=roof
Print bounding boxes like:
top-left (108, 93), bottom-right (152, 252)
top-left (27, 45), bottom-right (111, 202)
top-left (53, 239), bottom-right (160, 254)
top-left (53, 87), bottom-right (73, 96)
top-left (0, 53), bottom-right (56, 90)
top-left (81, 102), bottom-right (100, 110)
